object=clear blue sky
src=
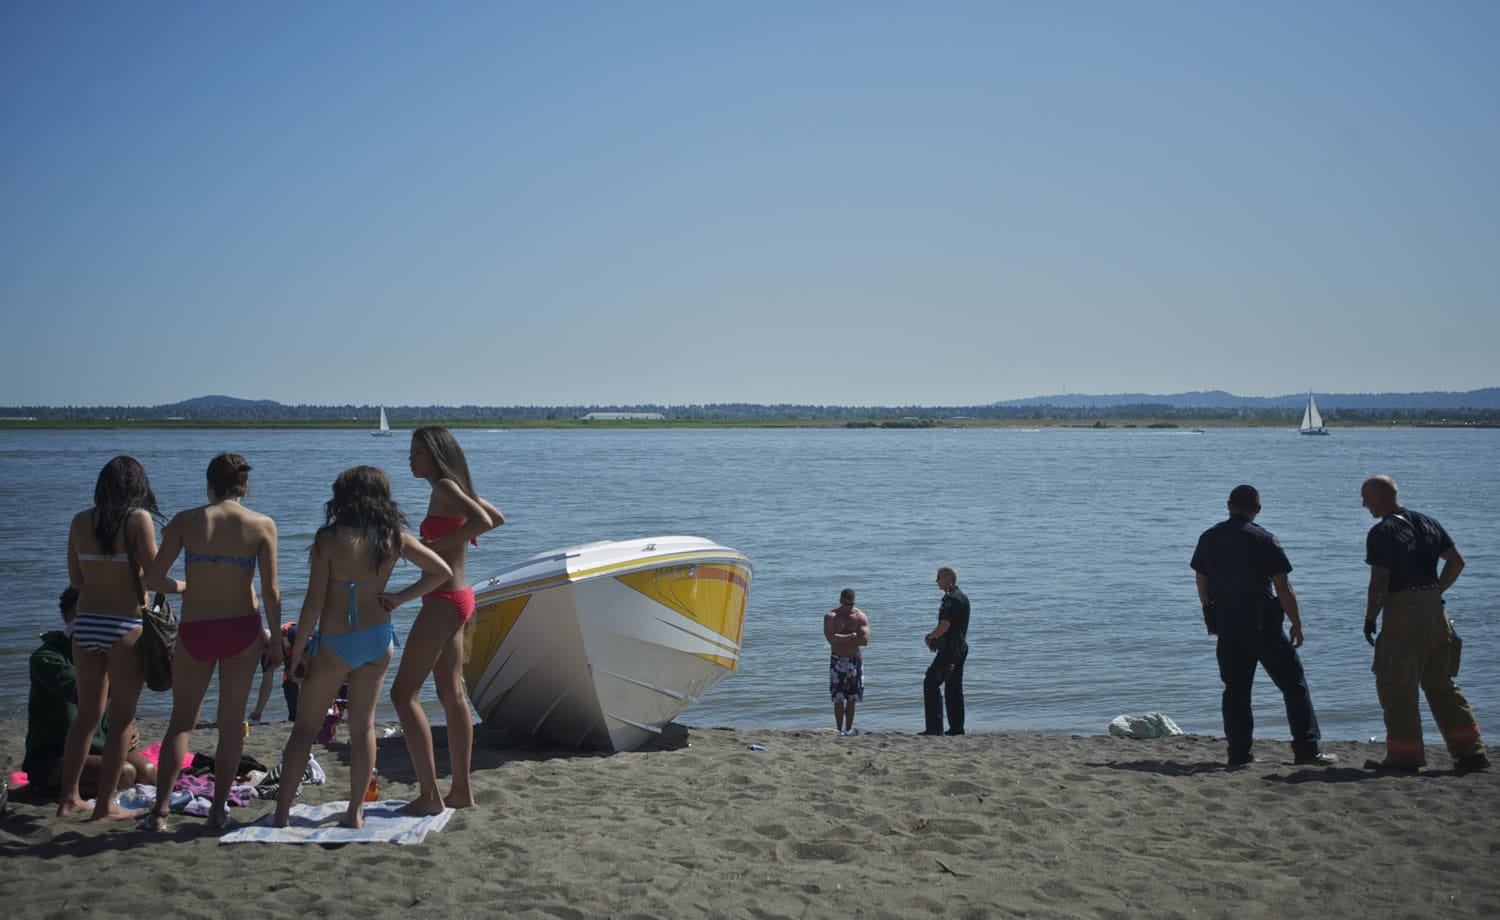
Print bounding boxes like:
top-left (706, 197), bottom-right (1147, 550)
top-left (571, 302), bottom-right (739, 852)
top-left (3, 2), bottom-right (1496, 407)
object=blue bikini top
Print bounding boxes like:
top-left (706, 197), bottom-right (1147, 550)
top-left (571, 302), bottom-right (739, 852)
top-left (340, 580), bottom-right (386, 629)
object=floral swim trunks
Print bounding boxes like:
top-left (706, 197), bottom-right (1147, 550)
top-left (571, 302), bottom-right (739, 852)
top-left (829, 653), bottom-right (864, 703)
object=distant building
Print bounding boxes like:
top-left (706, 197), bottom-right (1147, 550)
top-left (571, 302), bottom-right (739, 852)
top-left (582, 412), bottom-right (665, 421)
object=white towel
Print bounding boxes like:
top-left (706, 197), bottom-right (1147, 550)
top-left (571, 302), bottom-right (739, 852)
top-left (218, 800), bottom-right (453, 845)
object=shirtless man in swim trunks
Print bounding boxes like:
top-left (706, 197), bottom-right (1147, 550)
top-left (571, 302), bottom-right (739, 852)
top-left (824, 588), bottom-right (870, 736)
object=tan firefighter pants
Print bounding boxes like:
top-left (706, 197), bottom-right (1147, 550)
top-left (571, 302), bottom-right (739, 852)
top-left (1372, 589), bottom-right (1484, 768)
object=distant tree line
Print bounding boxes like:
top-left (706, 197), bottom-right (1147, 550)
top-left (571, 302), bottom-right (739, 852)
top-left (4, 399), bottom-right (1498, 425)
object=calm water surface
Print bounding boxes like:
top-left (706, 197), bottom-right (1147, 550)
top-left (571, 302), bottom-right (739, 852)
top-left (1, 426), bottom-right (1495, 746)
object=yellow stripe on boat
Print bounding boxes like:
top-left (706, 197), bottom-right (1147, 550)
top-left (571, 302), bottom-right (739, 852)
top-left (463, 594), bottom-right (532, 716)
top-left (615, 562), bottom-right (749, 670)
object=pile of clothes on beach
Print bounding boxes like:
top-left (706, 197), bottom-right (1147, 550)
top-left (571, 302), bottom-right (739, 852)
top-left (112, 743), bottom-right (327, 815)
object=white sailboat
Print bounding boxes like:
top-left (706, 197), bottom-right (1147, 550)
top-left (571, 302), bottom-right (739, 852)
top-left (371, 406), bottom-right (394, 437)
top-left (1298, 393), bottom-right (1329, 436)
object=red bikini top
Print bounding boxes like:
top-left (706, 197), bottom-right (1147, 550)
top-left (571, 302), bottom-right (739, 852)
top-left (420, 515), bottom-right (478, 546)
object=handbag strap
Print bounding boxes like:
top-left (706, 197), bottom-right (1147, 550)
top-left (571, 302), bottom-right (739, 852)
top-left (118, 513), bottom-right (164, 612)
top-left (120, 513), bottom-right (152, 608)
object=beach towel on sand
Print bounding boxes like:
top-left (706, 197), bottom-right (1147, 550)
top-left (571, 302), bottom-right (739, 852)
top-left (218, 800), bottom-right (453, 845)
top-left (1108, 713), bottom-right (1184, 739)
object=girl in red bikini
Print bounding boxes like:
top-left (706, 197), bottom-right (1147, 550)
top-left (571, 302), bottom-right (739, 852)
top-left (143, 453), bottom-right (281, 831)
top-left (58, 456), bottom-right (179, 820)
top-left (392, 427), bottom-right (504, 815)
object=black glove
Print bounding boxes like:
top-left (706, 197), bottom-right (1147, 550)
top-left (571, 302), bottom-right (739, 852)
top-left (1364, 617), bottom-right (1377, 647)
top-left (1202, 602), bottom-right (1217, 636)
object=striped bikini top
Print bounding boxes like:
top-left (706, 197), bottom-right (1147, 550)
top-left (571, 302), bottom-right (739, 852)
top-left (76, 552), bottom-right (130, 563)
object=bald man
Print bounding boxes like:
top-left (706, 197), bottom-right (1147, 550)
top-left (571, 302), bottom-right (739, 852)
top-left (1361, 475), bottom-right (1487, 773)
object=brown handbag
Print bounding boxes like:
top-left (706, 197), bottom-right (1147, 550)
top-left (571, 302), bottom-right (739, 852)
top-left (127, 540), bottom-right (178, 692)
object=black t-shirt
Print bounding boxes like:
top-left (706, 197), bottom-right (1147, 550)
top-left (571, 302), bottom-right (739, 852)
top-left (1190, 515), bottom-right (1292, 625)
top-left (1365, 508), bottom-right (1453, 591)
top-left (939, 587), bottom-right (970, 639)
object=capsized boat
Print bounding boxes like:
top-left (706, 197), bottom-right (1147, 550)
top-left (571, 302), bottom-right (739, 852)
top-left (462, 535), bottom-right (751, 752)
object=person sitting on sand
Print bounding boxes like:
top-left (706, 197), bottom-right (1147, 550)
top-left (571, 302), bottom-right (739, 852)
top-left (276, 621), bottom-right (302, 721)
top-left (266, 621), bottom-right (349, 728)
top-left (25, 587), bottom-right (158, 797)
top-left (274, 466), bottom-right (450, 830)
top-left (824, 588), bottom-right (870, 736)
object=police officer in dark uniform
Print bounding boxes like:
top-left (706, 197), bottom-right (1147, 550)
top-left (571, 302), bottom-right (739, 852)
top-left (922, 566), bottom-right (969, 736)
top-left (1191, 485), bottom-right (1335, 767)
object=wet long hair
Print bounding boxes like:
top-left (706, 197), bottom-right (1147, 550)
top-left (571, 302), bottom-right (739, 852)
top-left (318, 466), bottom-right (406, 569)
top-left (207, 452), bottom-right (251, 499)
top-left (92, 456), bottom-right (161, 555)
top-left (411, 426), bottom-right (477, 499)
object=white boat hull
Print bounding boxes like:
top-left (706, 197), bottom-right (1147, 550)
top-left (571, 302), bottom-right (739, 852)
top-left (462, 536), bottom-right (751, 752)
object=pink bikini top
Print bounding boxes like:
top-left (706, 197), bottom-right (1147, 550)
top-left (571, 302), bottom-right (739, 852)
top-left (420, 515), bottom-right (478, 546)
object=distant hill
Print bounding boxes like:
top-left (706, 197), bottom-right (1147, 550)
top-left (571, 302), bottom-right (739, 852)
top-left (66, 388), bottom-right (1500, 413)
top-left (173, 395), bottom-right (286, 410)
top-left (991, 389), bottom-right (1500, 411)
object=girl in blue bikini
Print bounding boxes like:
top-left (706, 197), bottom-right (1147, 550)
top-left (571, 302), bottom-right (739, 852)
top-left (58, 456), bottom-right (183, 820)
top-left (273, 466), bottom-right (449, 830)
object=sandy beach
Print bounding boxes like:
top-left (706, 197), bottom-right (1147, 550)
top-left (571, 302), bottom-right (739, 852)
top-left (3, 719), bottom-right (1497, 919)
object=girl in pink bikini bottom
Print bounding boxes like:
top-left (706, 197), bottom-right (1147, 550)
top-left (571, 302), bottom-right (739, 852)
top-left (422, 586), bottom-right (475, 624)
top-left (177, 615), bottom-right (263, 661)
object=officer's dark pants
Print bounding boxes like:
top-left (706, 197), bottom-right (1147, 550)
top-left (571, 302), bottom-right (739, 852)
top-left (1217, 623), bottom-right (1321, 760)
top-left (924, 644), bottom-right (967, 733)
